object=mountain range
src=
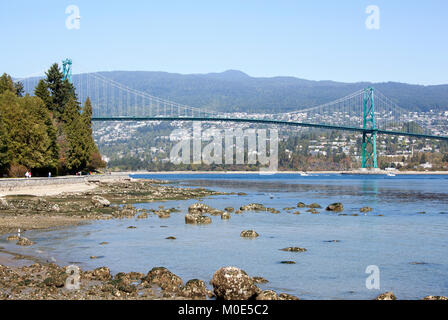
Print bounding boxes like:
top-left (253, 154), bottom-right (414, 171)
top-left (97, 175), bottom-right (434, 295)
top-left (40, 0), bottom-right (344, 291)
top-left (23, 70), bottom-right (448, 113)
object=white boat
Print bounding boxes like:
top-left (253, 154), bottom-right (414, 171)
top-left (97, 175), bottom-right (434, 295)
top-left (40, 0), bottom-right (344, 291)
top-left (300, 172), bottom-right (310, 177)
top-left (387, 172), bottom-right (396, 177)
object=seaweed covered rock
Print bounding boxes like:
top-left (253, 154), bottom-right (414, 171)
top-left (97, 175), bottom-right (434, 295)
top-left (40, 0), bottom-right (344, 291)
top-left (326, 203), bottom-right (344, 212)
top-left (145, 267), bottom-right (183, 293)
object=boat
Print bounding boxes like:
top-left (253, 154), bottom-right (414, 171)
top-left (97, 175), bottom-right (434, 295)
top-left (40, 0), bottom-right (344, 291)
top-left (387, 172), bottom-right (396, 177)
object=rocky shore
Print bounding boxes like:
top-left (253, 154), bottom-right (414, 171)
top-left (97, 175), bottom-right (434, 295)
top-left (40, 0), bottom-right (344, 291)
top-left (1, 178), bottom-right (446, 300)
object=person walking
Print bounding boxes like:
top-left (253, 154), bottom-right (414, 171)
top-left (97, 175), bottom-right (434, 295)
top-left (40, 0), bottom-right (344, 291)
top-left (48, 172), bottom-right (52, 178)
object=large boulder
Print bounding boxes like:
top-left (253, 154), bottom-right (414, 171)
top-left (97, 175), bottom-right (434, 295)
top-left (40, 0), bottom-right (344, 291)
top-left (185, 214), bottom-right (212, 225)
top-left (92, 196), bottom-right (111, 208)
top-left (326, 203), bottom-right (344, 212)
top-left (211, 267), bottom-right (259, 300)
top-left (145, 267), bottom-right (183, 292)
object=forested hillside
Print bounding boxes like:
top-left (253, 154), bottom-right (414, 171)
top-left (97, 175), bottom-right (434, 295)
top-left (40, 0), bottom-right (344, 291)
top-left (87, 70), bottom-right (448, 113)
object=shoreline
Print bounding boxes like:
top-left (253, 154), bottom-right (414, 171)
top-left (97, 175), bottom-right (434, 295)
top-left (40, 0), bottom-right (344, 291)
top-left (123, 170), bottom-right (448, 175)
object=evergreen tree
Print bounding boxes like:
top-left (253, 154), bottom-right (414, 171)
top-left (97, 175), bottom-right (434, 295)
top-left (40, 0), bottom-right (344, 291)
top-left (62, 97), bottom-right (90, 173)
top-left (0, 109), bottom-right (11, 174)
top-left (34, 79), bottom-right (51, 107)
top-left (14, 81), bottom-right (25, 97)
top-left (45, 63), bottom-right (76, 118)
top-left (0, 73), bottom-right (16, 95)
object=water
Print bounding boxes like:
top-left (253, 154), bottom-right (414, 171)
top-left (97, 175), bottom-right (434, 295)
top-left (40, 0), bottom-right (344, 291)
top-left (2, 173), bottom-right (448, 299)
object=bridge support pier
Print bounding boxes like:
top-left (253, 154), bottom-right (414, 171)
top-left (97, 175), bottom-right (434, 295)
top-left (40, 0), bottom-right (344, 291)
top-left (362, 88), bottom-right (378, 169)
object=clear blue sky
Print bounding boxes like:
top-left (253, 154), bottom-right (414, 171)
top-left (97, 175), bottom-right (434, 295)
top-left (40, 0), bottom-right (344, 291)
top-left (1, 0), bottom-right (447, 85)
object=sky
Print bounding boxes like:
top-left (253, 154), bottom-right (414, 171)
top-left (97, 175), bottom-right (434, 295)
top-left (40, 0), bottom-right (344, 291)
top-left (0, 0), bottom-right (447, 85)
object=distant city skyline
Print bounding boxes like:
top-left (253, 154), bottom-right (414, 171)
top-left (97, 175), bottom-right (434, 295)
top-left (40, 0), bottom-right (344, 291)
top-left (1, 1), bottom-right (447, 85)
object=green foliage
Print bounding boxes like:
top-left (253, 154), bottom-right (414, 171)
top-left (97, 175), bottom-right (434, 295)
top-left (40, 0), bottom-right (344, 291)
top-left (0, 63), bottom-right (103, 177)
top-left (0, 73), bottom-right (17, 95)
top-left (0, 109), bottom-right (11, 174)
top-left (45, 63), bottom-right (77, 119)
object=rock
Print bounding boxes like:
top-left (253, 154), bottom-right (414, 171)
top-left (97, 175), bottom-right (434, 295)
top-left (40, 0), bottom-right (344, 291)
top-left (0, 198), bottom-right (10, 210)
top-left (145, 267), bottom-right (183, 292)
top-left (240, 203), bottom-right (267, 212)
top-left (211, 266), bottom-right (259, 300)
top-left (283, 207), bottom-right (295, 211)
top-left (43, 272), bottom-right (67, 288)
top-left (252, 276), bottom-right (269, 284)
top-left (181, 279), bottom-right (208, 299)
top-left (99, 242), bottom-right (109, 245)
top-left (6, 235), bottom-right (20, 241)
top-left (293, 211), bottom-right (301, 215)
top-left (422, 295), bottom-right (448, 300)
top-left (240, 230), bottom-right (259, 238)
top-left (188, 203), bottom-right (223, 215)
top-left (221, 212), bottom-right (231, 220)
top-left (50, 204), bottom-right (60, 212)
top-left (360, 207), bottom-right (373, 213)
top-left (185, 214), bottom-right (212, 225)
top-left (166, 236), bottom-right (176, 240)
top-left (156, 210), bottom-right (171, 219)
top-left (326, 203), bottom-right (344, 212)
top-left (307, 203), bottom-right (322, 209)
top-left (91, 196), bottom-right (111, 208)
top-left (256, 290), bottom-right (279, 300)
top-left (137, 212), bottom-right (148, 219)
top-left (224, 207), bottom-right (234, 213)
top-left (234, 210), bottom-right (243, 214)
top-left (90, 256), bottom-right (99, 259)
top-left (111, 273), bottom-right (137, 293)
top-left (375, 291), bottom-right (397, 300)
top-left (307, 208), bottom-right (319, 214)
top-left (280, 261), bottom-right (296, 264)
top-left (127, 226), bottom-right (137, 229)
top-left (279, 293), bottom-right (300, 300)
top-left (92, 267), bottom-right (112, 281)
top-left (16, 237), bottom-right (34, 246)
top-left (280, 247), bottom-right (307, 252)
top-left (297, 202), bottom-right (306, 208)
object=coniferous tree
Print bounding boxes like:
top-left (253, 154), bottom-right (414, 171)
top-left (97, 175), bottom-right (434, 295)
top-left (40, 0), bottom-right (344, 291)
top-left (34, 79), bottom-right (51, 107)
top-left (0, 73), bottom-right (16, 95)
top-left (45, 64), bottom-right (76, 118)
top-left (0, 109), bottom-right (11, 174)
top-left (62, 96), bottom-right (90, 173)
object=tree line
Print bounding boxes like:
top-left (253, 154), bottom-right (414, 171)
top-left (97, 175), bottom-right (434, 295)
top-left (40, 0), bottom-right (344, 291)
top-left (0, 63), bottom-right (105, 177)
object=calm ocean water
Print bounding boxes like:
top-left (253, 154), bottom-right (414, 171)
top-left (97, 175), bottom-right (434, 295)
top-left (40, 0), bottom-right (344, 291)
top-left (2, 173), bottom-right (448, 299)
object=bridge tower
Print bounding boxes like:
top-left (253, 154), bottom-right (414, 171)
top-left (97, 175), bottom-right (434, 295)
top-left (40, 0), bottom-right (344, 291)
top-left (361, 87), bottom-right (378, 169)
top-left (62, 58), bottom-right (73, 83)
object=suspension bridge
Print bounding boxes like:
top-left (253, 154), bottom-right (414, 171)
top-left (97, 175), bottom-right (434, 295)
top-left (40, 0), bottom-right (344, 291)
top-left (18, 60), bottom-right (448, 169)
